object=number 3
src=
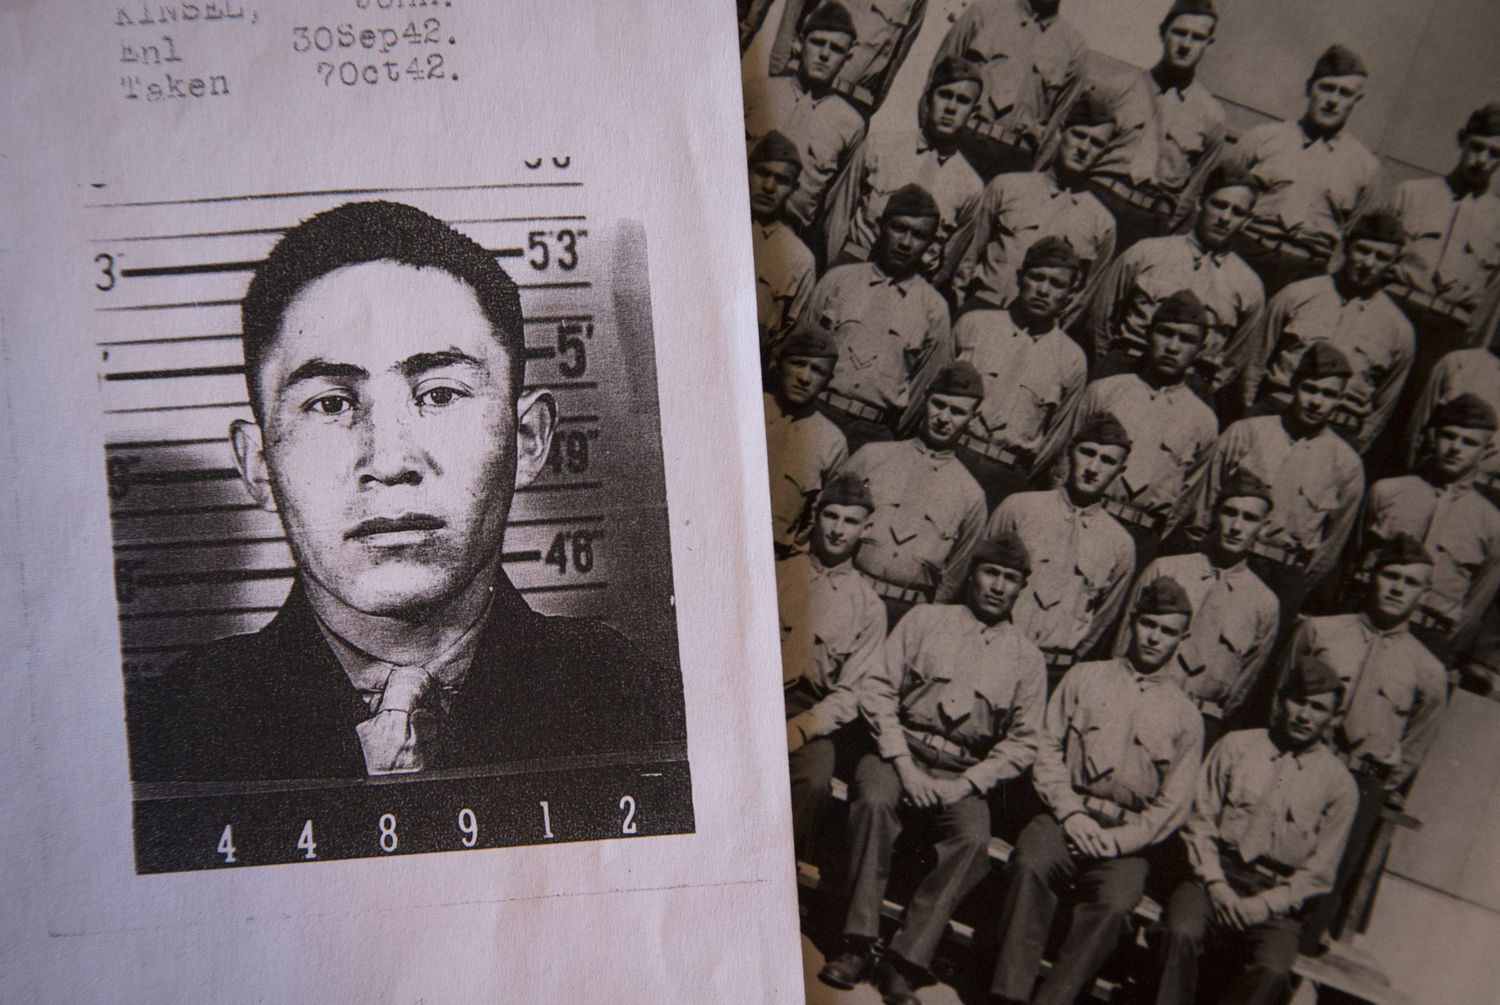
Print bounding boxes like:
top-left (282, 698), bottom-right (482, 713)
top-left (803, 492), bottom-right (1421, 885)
top-left (94, 253), bottom-right (115, 291)
top-left (620, 795), bottom-right (637, 834)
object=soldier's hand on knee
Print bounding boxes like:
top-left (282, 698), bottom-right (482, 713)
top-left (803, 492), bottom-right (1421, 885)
top-left (1233, 894), bottom-right (1272, 929)
top-left (1207, 880), bottom-right (1242, 930)
top-left (933, 777), bottom-right (977, 808)
top-left (1063, 812), bottom-right (1112, 858)
top-left (894, 756), bottom-right (942, 809)
top-left (786, 721), bottom-right (807, 754)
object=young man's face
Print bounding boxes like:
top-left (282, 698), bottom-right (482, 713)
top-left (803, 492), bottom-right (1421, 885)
top-left (799, 29), bottom-right (854, 86)
top-left (1160, 13), bottom-right (1216, 71)
top-left (1195, 185), bottom-right (1256, 249)
top-left (1129, 611), bottom-right (1190, 671)
top-left (777, 354), bottom-right (835, 408)
top-left (967, 561), bottom-right (1027, 621)
top-left (1457, 132), bottom-right (1500, 188)
top-left (1014, 264), bottom-right (1077, 322)
top-left (813, 502), bottom-right (870, 563)
top-left (1433, 423), bottom-right (1493, 481)
top-left (1306, 74), bottom-right (1365, 133)
top-left (1068, 440), bottom-right (1129, 498)
top-left (1056, 123), bottom-right (1113, 175)
top-left (232, 261), bottom-right (552, 618)
top-left (927, 80), bottom-right (982, 138)
top-left (921, 392), bottom-right (979, 449)
top-left (1290, 374), bottom-right (1346, 427)
top-left (1280, 690), bottom-right (1338, 746)
top-left (875, 213), bottom-right (940, 277)
top-left (1212, 495), bottom-right (1271, 556)
top-left (1341, 237), bottom-right (1401, 292)
top-left (1371, 561), bottom-right (1432, 622)
top-left (1145, 320), bottom-right (1206, 382)
top-left (749, 160), bottom-right (799, 218)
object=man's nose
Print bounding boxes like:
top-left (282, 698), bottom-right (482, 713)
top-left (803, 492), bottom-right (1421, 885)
top-left (357, 404), bottom-right (425, 487)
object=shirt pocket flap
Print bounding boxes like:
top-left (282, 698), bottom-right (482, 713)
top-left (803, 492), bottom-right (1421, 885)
top-left (1218, 616), bottom-right (1260, 658)
top-left (870, 0), bottom-right (914, 27)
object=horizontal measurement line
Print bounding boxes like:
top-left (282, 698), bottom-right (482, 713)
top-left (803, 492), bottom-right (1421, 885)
top-left (447, 215), bottom-right (588, 224)
top-left (121, 260), bottom-right (262, 278)
top-left (502, 550), bottom-right (542, 563)
top-left (518, 582), bottom-right (609, 595)
top-left (98, 332), bottom-right (242, 347)
top-left (89, 180), bottom-right (584, 209)
top-left (557, 414), bottom-right (600, 425)
top-left (114, 535), bottom-right (287, 553)
top-left (125, 566), bottom-right (296, 588)
top-left (98, 298), bottom-right (240, 312)
top-left (106, 437), bottom-right (227, 450)
top-left (112, 503), bottom-right (261, 519)
top-left (519, 281), bottom-right (591, 290)
top-left (116, 467), bottom-right (240, 486)
top-left (105, 364), bottom-right (244, 381)
top-left (523, 381), bottom-right (597, 391)
top-left (525, 315), bottom-right (592, 324)
top-left (121, 643), bottom-right (205, 656)
top-left (104, 401), bottom-right (249, 415)
top-left (515, 481), bottom-right (603, 494)
top-left (93, 226), bottom-right (289, 244)
top-left (504, 514), bottom-right (604, 527)
top-left (120, 605), bottom-right (283, 622)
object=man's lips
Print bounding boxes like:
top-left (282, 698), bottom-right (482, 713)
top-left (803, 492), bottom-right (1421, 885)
top-left (345, 514), bottom-right (447, 541)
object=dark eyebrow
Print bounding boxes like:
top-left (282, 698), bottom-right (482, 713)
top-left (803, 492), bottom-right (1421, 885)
top-left (398, 349), bottom-right (487, 378)
top-left (282, 359), bottom-right (369, 390)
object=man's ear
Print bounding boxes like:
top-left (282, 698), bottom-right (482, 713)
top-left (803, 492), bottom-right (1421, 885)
top-left (229, 419), bottom-right (278, 513)
top-left (515, 389), bottom-right (557, 491)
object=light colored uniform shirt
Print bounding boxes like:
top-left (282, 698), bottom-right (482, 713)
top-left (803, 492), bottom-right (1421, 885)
top-left (1171, 416), bottom-right (1365, 587)
top-left (1036, 372), bottom-right (1219, 517)
top-left (1115, 553), bottom-right (1279, 720)
top-left (1033, 657), bottom-right (1203, 856)
top-left (954, 308), bottom-right (1086, 456)
top-left (945, 170), bottom-right (1117, 318)
top-left (1365, 474), bottom-right (1500, 642)
top-left (764, 393), bottom-right (850, 554)
top-left (1183, 729), bottom-right (1358, 917)
top-left (753, 219), bottom-right (817, 351)
top-left (1403, 348), bottom-right (1500, 476)
top-left (1079, 232), bottom-right (1264, 377)
top-left (1283, 613), bottom-right (1448, 791)
top-left (800, 260), bottom-right (954, 420)
top-left (987, 487), bottom-right (1136, 656)
top-left (768, 0), bottom-right (929, 113)
top-left (842, 437), bottom-right (988, 602)
top-left (744, 75), bottom-right (867, 228)
top-left (863, 603), bottom-right (1047, 793)
top-left (777, 551), bottom-right (888, 743)
top-left (1235, 119), bottom-right (1384, 260)
top-left (1390, 176), bottom-right (1500, 314)
top-left (1226, 275), bottom-right (1415, 453)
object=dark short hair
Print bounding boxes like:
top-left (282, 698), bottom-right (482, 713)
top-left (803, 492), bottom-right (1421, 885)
top-left (240, 200), bottom-right (526, 423)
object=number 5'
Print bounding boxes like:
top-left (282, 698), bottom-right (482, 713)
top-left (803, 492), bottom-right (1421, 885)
top-left (619, 795), bottom-right (637, 834)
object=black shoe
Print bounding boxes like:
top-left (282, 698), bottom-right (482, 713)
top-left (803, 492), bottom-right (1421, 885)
top-left (817, 947), bottom-right (873, 990)
top-left (872, 957), bottom-right (923, 1005)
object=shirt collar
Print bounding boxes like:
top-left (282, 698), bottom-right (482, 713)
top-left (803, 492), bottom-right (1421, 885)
top-left (314, 595), bottom-right (493, 695)
top-left (1184, 230), bottom-right (1229, 267)
top-left (1355, 611), bottom-right (1413, 642)
top-left (1056, 484), bottom-right (1107, 519)
top-left (1016, 0), bottom-right (1057, 29)
top-left (911, 436), bottom-right (956, 462)
top-left (868, 263), bottom-right (916, 296)
top-left (1297, 118), bottom-right (1344, 151)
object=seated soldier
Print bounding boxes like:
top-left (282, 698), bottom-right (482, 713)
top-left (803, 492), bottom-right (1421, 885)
top-left (1224, 211), bottom-right (1413, 452)
top-left (989, 579), bottom-right (1204, 1005)
top-left (839, 363), bottom-right (989, 625)
top-left (1154, 657), bottom-right (1357, 1005)
top-left (743, 2), bottom-right (866, 233)
top-left (801, 183), bottom-right (954, 453)
top-left (942, 92), bottom-right (1119, 323)
top-left (1036, 290), bottom-right (1219, 575)
top-left (1403, 345), bottom-right (1500, 484)
top-left (1277, 534), bottom-right (1448, 951)
top-left (822, 56), bottom-right (985, 270)
top-left (779, 473), bottom-right (887, 858)
top-left (818, 532), bottom-right (1047, 1004)
top-left (954, 236), bottom-right (1088, 507)
top-left (766, 0), bottom-right (930, 118)
top-left (749, 131), bottom-right (817, 358)
top-left (764, 326), bottom-right (848, 558)
top-left (1117, 471), bottom-right (1279, 749)
top-left (986, 415), bottom-right (1136, 683)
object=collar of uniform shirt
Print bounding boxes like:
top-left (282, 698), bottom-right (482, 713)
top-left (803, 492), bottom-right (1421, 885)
top-left (1117, 656), bottom-right (1175, 690)
top-left (1445, 169), bottom-right (1492, 201)
top-left (914, 135), bottom-right (961, 165)
top-left (1354, 610), bottom-right (1415, 642)
top-left (1150, 62), bottom-right (1194, 96)
top-left (312, 595), bottom-right (493, 699)
top-left (1054, 483), bottom-right (1108, 519)
top-left (868, 266), bottom-right (915, 295)
top-left (1183, 229), bottom-right (1228, 267)
top-left (911, 436), bottom-right (958, 462)
top-left (1297, 118), bottom-right (1346, 151)
top-left (1014, 0), bottom-right (1058, 29)
top-left (808, 551), bottom-right (859, 582)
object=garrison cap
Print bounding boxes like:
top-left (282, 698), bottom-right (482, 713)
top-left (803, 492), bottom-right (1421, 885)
top-left (929, 361), bottom-right (985, 400)
top-left (1371, 532), bottom-right (1435, 571)
top-left (801, 1), bottom-right (857, 40)
top-left (1203, 161), bottom-right (1263, 197)
top-left (1217, 468), bottom-right (1274, 508)
top-left (1347, 210), bottom-right (1405, 247)
top-left (1310, 44), bottom-right (1367, 81)
top-left (1150, 289), bottom-right (1210, 329)
top-left (1462, 102), bottom-right (1500, 139)
top-left (1136, 576), bottom-right (1194, 617)
top-left (930, 55), bottom-right (984, 92)
top-left (1429, 392), bottom-right (1499, 432)
top-left (776, 324), bottom-right (840, 360)
top-left (1021, 235), bottom-right (1081, 273)
top-left (1291, 341), bottom-right (1354, 384)
top-left (970, 530), bottom-right (1031, 576)
top-left (881, 183), bottom-right (941, 221)
top-left (817, 472), bottom-right (874, 512)
top-left (749, 130), bottom-right (803, 170)
top-left (1282, 655), bottom-right (1345, 703)
top-left (1161, 0), bottom-right (1217, 29)
top-left (1063, 90), bottom-right (1114, 129)
top-left (1072, 413), bottom-right (1132, 450)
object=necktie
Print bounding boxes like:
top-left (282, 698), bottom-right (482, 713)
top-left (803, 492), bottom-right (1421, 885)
top-left (356, 665), bottom-right (435, 774)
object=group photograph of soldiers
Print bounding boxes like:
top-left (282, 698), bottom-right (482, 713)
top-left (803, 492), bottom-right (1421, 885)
top-left (741, 0), bottom-right (1500, 1002)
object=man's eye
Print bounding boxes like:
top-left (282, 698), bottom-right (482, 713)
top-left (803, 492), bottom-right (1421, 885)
top-left (307, 394), bottom-right (353, 415)
top-left (417, 386), bottom-right (468, 408)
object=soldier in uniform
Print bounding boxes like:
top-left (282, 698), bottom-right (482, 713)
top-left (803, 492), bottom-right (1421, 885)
top-left (802, 183), bottom-right (954, 452)
top-left (1231, 45), bottom-right (1385, 296)
top-left (1117, 471), bottom-right (1279, 749)
top-left (839, 363), bottom-right (989, 624)
top-left (1170, 343), bottom-right (1366, 632)
top-left (1154, 657), bottom-right (1357, 1005)
top-left (986, 414), bottom-right (1136, 683)
top-left (1078, 162), bottom-right (1265, 396)
top-left (765, 326), bottom-right (849, 558)
top-left (953, 236), bottom-right (1088, 507)
top-left (821, 56), bottom-right (985, 272)
top-left (749, 132), bottom-right (817, 359)
top-left (766, 0), bottom-right (930, 118)
top-left (1036, 290), bottom-right (1219, 576)
top-left (1223, 211), bottom-right (1413, 453)
top-left (927, 0), bottom-right (1087, 180)
top-left (1277, 535), bottom-right (1447, 951)
top-left (779, 473), bottom-right (887, 858)
top-left (817, 533), bottom-right (1047, 1003)
top-left (943, 91), bottom-right (1118, 322)
top-left (744, 2), bottom-right (867, 233)
top-left (1403, 344), bottom-right (1500, 480)
top-left (989, 579), bottom-right (1203, 1005)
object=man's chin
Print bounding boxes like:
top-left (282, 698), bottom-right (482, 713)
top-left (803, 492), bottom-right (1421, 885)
top-left (318, 565), bottom-right (473, 619)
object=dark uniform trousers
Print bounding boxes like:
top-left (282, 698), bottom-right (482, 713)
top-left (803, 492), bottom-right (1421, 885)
top-left (958, 128), bottom-right (1037, 183)
top-left (1155, 880), bottom-right (1302, 1005)
top-left (1088, 178), bottom-right (1173, 256)
top-left (843, 752), bottom-right (994, 970)
top-left (989, 814), bottom-right (1151, 1005)
top-left (1229, 232), bottom-right (1330, 298)
top-left (955, 443), bottom-right (1037, 512)
top-left (787, 687), bottom-right (838, 860)
top-left (814, 400), bottom-right (896, 457)
top-left (1297, 762), bottom-right (1389, 953)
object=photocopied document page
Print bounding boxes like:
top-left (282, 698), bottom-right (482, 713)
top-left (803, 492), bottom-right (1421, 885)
top-left (0, 2), bottom-right (804, 1002)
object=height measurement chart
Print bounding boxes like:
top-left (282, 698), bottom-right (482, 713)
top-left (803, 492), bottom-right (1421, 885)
top-left (93, 176), bottom-right (691, 873)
